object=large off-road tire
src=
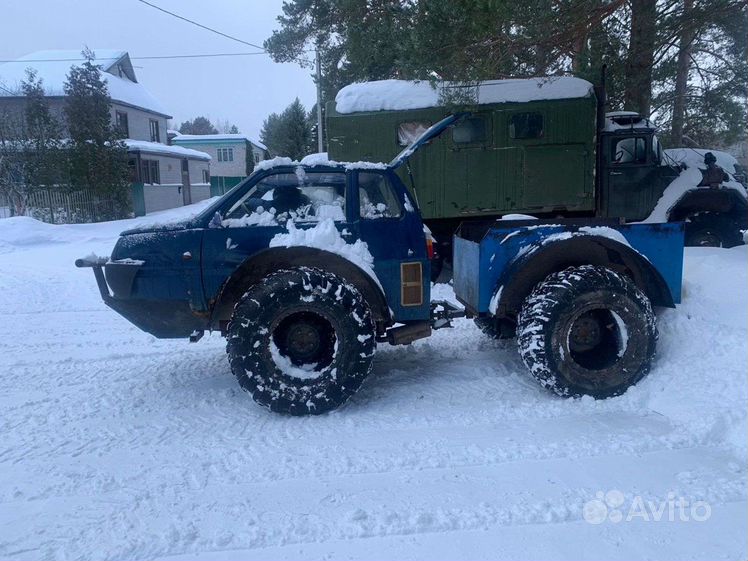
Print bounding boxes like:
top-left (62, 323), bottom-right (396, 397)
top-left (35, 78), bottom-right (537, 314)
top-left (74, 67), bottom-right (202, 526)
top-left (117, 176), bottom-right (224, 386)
top-left (226, 267), bottom-right (376, 415)
top-left (516, 265), bottom-right (657, 399)
top-left (684, 212), bottom-right (743, 248)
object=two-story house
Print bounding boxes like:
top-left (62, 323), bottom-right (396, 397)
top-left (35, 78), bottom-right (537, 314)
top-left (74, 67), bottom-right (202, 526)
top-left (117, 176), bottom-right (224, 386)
top-left (0, 49), bottom-right (212, 215)
top-left (171, 133), bottom-right (268, 195)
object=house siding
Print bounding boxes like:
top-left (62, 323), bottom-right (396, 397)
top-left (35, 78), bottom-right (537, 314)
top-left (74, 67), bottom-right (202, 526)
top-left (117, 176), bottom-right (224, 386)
top-left (172, 138), bottom-right (269, 177)
top-left (136, 152), bottom-right (210, 213)
top-left (111, 103), bottom-right (167, 142)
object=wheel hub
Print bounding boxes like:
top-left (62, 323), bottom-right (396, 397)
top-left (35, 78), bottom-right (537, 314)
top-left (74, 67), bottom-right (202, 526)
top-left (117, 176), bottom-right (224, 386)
top-left (569, 313), bottom-right (602, 352)
top-left (285, 321), bottom-right (322, 362)
top-left (273, 310), bottom-right (336, 369)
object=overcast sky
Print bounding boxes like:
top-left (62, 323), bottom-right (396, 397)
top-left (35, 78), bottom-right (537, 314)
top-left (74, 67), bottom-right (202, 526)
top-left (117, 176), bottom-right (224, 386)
top-left (0, 0), bottom-right (317, 141)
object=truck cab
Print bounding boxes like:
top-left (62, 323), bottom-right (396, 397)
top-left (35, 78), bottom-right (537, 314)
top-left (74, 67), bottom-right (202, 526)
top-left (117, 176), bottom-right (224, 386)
top-left (598, 112), bottom-right (680, 221)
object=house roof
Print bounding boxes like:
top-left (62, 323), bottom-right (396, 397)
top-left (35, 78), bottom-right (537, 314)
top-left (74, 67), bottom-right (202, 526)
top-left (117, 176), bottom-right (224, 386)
top-left (125, 139), bottom-right (211, 161)
top-left (0, 50), bottom-right (171, 118)
top-left (173, 133), bottom-right (266, 150)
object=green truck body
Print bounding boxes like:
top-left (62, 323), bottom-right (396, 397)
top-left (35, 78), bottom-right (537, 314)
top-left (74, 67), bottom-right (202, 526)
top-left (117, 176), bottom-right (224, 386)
top-left (328, 95), bottom-right (599, 220)
top-left (326, 78), bottom-right (747, 256)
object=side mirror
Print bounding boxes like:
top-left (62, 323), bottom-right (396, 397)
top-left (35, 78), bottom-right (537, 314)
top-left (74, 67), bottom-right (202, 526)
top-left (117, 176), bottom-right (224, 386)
top-left (209, 211), bottom-right (223, 228)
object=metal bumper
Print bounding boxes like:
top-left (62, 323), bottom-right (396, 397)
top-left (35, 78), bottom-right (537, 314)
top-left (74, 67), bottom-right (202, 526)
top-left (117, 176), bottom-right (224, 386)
top-left (74, 256), bottom-right (113, 301)
top-left (75, 256), bottom-right (205, 338)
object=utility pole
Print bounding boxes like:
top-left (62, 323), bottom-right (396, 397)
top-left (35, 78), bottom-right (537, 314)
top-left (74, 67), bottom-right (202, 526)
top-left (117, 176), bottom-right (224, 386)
top-left (315, 47), bottom-right (324, 154)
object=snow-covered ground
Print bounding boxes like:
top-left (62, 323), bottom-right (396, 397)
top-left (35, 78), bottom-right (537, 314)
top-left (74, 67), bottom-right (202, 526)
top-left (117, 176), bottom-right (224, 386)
top-left (0, 202), bottom-right (746, 561)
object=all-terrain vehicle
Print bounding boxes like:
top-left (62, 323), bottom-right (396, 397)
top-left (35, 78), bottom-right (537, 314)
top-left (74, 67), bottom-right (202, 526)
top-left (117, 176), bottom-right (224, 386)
top-left (77, 115), bottom-right (684, 415)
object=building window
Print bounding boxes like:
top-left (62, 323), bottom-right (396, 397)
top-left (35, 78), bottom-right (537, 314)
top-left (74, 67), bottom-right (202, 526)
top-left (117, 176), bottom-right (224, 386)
top-left (217, 147), bottom-right (234, 162)
top-left (140, 159), bottom-right (160, 184)
top-left (115, 111), bottom-right (129, 138)
top-left (254, 152), bottom-right (260, 164)
top-left (149, 119), bottom-right (160, 143)
top-left (510, 112), bottom-right (544, 139)
top-left (202, 169), bottom-right (210, 183)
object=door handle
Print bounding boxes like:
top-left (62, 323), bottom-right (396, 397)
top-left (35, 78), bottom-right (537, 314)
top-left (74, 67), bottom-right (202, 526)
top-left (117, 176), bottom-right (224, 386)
top-left (610, 171), bottom-right (623, 176)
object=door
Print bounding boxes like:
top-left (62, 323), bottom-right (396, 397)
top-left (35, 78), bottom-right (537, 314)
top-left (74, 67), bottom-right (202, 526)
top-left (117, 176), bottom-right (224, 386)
top-left (181, 159), bottom-right (192, 205)
top-left (352, 170), bottom-right (429, 320)
top-left (441, 112), bottom-right (498, 216)
top-left (604, 135), bottom-right (656, 221)
top-left (200, 168), bottom-right (351, 304)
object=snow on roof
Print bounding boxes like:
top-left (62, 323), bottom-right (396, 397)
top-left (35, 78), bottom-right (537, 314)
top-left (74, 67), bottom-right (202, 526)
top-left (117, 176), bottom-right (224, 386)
top-left (125, 139), bottom-right (211, 161)
top-left (334, 77), bottom-right (594, 114)
top-left (254, 154), bottom-right (388, 172)
top-left (174, 133), bottom-right (266, 150)
top-left (604, 111), bottom-right (656, 132)
top-left (0, 50), bottom-right (171, 117)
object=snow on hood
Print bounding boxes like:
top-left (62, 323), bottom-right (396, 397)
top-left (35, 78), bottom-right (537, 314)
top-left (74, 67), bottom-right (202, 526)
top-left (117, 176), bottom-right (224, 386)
top-left (334, 77), bottom-right (594, 114)
top-left (664, 148), bottom-right (740, 173)
top-left (269, 219), bottom-right (382, 289)
top-left (643, 149), bottom-right (747, 223)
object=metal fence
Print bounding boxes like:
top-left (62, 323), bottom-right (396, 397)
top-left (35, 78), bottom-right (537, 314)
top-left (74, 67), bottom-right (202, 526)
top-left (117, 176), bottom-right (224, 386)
top-left (0, 188), bottom-right (125, 224)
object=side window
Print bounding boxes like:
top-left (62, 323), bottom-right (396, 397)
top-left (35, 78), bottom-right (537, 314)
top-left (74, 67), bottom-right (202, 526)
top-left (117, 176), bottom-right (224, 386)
top-left (397, 121), bottom-right (431, 146)
top-left (611, 137), bottom-right (647, 164)
top-left (358, 172), bottom-right (402, 219)
top-left (223, 169), bottom-right (346, 225)
top-left (510, 112), bottom-right (543, 139)
top-left (453, 116), bottom-right (487, 144)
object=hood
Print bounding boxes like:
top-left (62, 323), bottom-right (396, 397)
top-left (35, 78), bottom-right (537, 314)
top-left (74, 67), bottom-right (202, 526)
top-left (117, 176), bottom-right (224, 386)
top-left (120, 221), bottom-right (190, 236)
top-left (389, 112), bottom-right (468, 169)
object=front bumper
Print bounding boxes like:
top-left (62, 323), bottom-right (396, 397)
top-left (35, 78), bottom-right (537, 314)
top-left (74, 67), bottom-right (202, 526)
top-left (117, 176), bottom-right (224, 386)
top-left (75, 256), bottom-right (206, 338)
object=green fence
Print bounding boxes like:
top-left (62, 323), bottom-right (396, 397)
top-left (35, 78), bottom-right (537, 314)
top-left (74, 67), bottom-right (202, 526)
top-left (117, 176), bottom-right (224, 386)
top-left (210, 176), bottom-right (244, 198)
top-left (131, 183), bottom-right (146, 217)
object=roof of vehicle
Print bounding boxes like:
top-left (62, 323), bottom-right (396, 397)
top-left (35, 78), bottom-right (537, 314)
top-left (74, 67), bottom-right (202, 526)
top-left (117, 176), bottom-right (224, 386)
top-left (334, 76), bottom-right (595, 114)
top-left (604, 111), bottom-right (657, 133)
top-left (253, 155), bottom-right (389, 173)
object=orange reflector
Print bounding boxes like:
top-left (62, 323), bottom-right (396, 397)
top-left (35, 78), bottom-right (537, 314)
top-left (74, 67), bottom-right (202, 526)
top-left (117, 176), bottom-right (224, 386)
top-left (401, 262), bottom-right (423, 306)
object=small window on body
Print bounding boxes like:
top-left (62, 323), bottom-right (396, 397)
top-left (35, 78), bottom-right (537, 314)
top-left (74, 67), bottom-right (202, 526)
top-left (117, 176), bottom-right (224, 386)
top-left (509, 112), bottom-right (544, 139)
top-left (453, 117), bottom-right (487, 144)
top-left (358, 172), bottom-right (402, 219)
top-left (397, 121), bottom-right (432, 146)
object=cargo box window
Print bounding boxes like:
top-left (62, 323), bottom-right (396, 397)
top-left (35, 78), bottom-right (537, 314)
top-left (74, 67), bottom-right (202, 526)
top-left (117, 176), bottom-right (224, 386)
top-left (397, 121), bottom-right (432, 146)
top-left (510, 112), bottom-right (544, 139)
top-left (611, 137), bottom-right (646, 164)
top-left (453, 116), bottom-right (487, 144)
top-left (358, 172), bottom-right (402, 219)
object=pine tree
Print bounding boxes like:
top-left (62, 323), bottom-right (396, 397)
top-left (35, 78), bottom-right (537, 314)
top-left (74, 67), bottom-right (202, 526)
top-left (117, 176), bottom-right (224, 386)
top-left (178, 116), bottom-right (218, 135)
top-left (260, 99), bottom-right (312, 159)
top-left (63, 48), bottom-right (131, 220)
top-left (0, 70), bottom-right (65, 216)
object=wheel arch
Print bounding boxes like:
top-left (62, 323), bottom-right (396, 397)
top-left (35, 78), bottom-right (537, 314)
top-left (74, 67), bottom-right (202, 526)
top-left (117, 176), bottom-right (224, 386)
top-left (492, 235), bottom-right (675, 320)
top-left (209, 246), bottom-right (390, 329)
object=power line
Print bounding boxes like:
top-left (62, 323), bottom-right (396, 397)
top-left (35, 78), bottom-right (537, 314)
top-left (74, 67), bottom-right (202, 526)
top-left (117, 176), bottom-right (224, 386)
top-left (135, 0), bottom-right (266, 51)
top-left (0, 52), bottom-right (268, 63)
